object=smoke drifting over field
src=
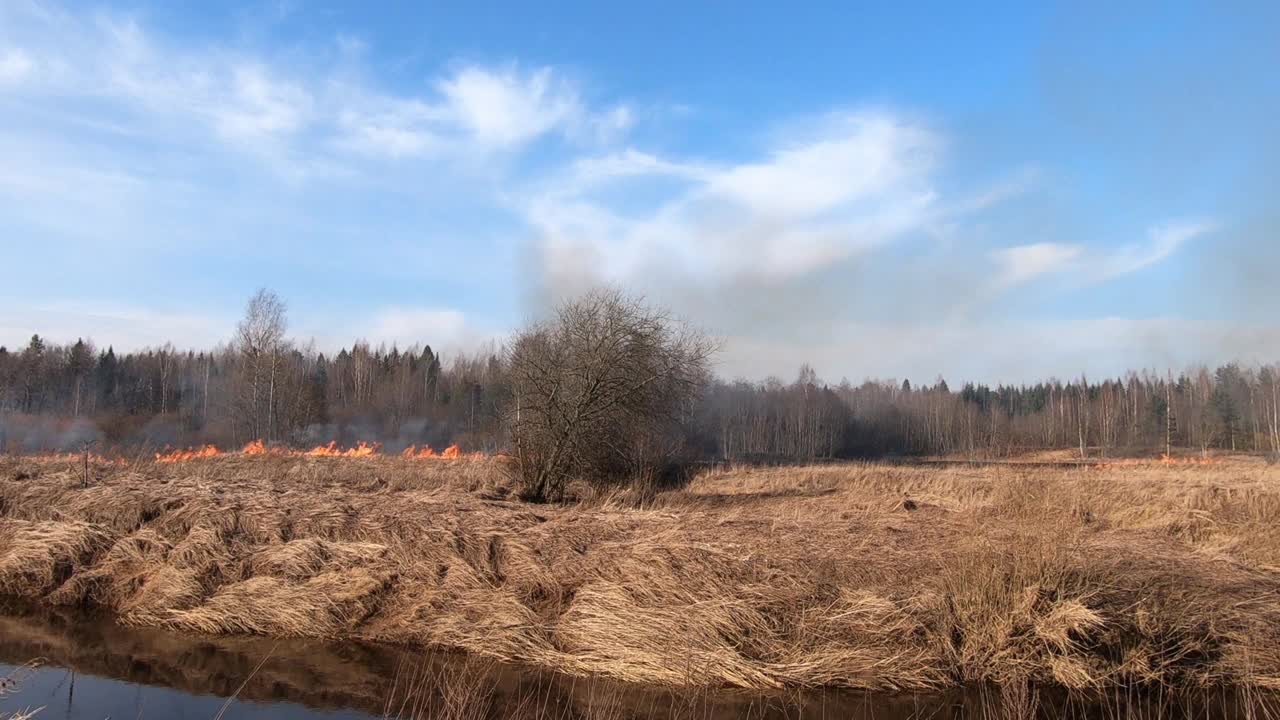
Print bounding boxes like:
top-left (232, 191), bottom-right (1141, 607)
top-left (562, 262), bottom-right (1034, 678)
top-left (0, 414), bottom-right (102, 452)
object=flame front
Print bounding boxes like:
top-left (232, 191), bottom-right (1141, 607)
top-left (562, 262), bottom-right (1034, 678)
top-left (401, 444), bottom-right (465, 459)
top-left (306, 441), bottom-right (381, 457)
top-left (402, 445), bottom-right (437, 458)
top-left (155, 445), bottom-right (220, 463)
top-left (17, 439), bottom-right (482, 463)
top-left (1092, 454), bottom-right (1224, 470)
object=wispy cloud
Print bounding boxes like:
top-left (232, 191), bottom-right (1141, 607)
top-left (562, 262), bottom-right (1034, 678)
top-left (526, 110), bottom-right (944, 290)
top-left (0, 47), bottom-right (33, 84)
top-left (988, 219), bottom-right (1214, 292)
top-left (1097, 220), bottom-right (1215, 280)
top-left (334, 64), bottom-right (630, 160)
top-left (0, 3), bottom-right (627, 178)
top-left (990, 242), bottom-right (1084, 289)
top-left (440, 65), bottom-right (608, 148)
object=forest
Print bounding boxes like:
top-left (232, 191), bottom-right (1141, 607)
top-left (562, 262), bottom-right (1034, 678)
top-left (2, 325), bottom-right (1274, 461)
top-left (0, 290), bottom-right (1275, 462)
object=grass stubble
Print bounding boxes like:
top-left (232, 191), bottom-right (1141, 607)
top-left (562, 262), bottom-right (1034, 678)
top-left (2, 452), bottom-right (1280, 718)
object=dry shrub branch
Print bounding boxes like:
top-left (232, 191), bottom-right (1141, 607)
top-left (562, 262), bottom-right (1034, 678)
top-left (505, 288), bottom-right (715, 501)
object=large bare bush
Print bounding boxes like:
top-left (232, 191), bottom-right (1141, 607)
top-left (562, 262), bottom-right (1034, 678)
top-left (505, 289), bottom-right (715, 501)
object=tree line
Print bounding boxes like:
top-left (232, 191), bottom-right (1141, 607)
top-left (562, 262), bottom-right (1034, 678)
top-left (0, 290), bottom-right (504, 454)
top-left (697, 364), bottom-right (1279, 460)
top-left (2, 291), bottom-right (1277, 463)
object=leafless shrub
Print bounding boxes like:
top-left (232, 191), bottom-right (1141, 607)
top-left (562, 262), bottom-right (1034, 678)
top-left (504, 289), bottom-right (715, 501)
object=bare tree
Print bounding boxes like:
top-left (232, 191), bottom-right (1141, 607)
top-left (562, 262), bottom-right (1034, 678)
top-left (234, 288), bottom-right (288, 442)
top-left (67, 338), bottom-right (94, 417)
top-left (157, 342), bottom-right (175, 415)
top-left (505, 288), bottom-right (716, 501)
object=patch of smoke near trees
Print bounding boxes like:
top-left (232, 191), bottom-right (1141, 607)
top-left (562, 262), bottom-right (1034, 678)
top-left (1, 287), bottom-right (1279, 462)
top-left (0, 414), bottom-right (101, 453)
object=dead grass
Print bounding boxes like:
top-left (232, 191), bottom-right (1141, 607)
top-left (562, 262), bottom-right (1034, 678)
top-left (2, 453), bottom-right (1279, 696)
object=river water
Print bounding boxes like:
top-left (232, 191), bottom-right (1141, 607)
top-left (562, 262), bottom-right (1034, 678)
top-left (0, 603), bottom-right (1272, 719)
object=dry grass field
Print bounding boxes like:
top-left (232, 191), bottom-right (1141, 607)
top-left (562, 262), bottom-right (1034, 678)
top-left (1, 453), bottom-right (1279, 696)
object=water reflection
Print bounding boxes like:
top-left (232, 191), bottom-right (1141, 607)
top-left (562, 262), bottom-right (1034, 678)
top-left (0, 602), bottom-right (1274, 719)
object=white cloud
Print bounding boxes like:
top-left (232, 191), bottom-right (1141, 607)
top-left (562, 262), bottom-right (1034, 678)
top-left (438, 65), bottom-right (578, 148)
top-left (707, 113), bottom-right (936, 219)
top-left (990, 242), bottom-right (1084, 288)
top-left (331, 64), bottom-right (630, 160)
top-left (0, 48), bottom-right (34, 84)
top-left (988, 219), bottom-right (1213, 293)
top-left (0, 4), bottom-right (625, 176)
top-left (434, 64), bottom-right (633, 150)
top-left (335, 97), bottom-right (444, 158)
top-left (590, 104), bottom-right (634, 141)
top-left (526, 109), bottom-right (943, 288)
top-left (1098, 219), bottom-right (1215, 280)
top-left (545, 149), bottom-right (709, 198)
top-left (213, 64), bottom-right (312, 141)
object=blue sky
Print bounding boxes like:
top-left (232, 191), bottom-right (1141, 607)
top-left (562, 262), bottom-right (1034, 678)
top-left (1, 0), bottom-right (1277, 384)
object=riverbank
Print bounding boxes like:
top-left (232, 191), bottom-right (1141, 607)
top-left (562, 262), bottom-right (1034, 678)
top-left (1, 454), bottom-right (1279, 693)
top-left (4, 602), bottom-right (1277, 720)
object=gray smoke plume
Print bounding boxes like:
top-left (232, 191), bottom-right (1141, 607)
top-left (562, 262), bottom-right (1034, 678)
top-left (0, 413), bottom-right (103, 453)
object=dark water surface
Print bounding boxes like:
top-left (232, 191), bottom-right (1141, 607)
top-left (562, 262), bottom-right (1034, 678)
top-left (0, 603), bottom-right (1273, 720)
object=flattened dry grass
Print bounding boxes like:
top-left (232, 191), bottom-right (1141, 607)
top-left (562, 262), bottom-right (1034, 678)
top-left (1, 454), bottom-right (1279, 694)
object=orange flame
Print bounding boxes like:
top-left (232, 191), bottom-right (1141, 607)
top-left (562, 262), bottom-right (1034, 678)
top-left (1092, 454), bottom-right (1223, 470)
top-left (305, 441), bottom-right (340, 457)
top-left (347, 441), bottom-right (379, 458)
top-left (305, 440), bottom-right (381, 457)
top-left (1159, 453), bottom-right (1221, 466)
top-left (402, 444), bottom-right (437, 459)
top-left (400, 443), bottom-right (471, 459)
top-left (19, 438), bottom-right (483, 464)
top-left (254, 440), bottom-right (477, 460)
top-left (155, 445), bottom-right (220, 463)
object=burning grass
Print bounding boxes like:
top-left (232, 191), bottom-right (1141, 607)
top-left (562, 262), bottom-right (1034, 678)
top-left (1, 453), bottom-right (1279, 695)
top-left (152, 439), bottom-right (478, 462)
